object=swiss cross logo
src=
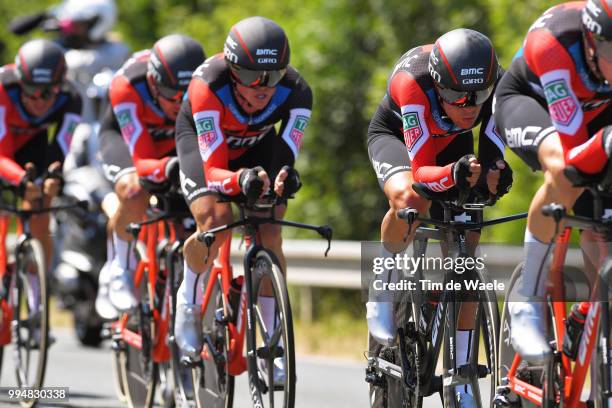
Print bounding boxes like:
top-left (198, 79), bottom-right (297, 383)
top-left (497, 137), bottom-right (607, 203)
top-left (544, 79), bottom-right (578, 127)
top-left (290, 115), bottom-right (308, 149)
top-left (117, 109), bottom-right (136, 138)
top-left (402, 112), bottom-right (423, 151)
top-left (196, 117), bottom-right (218, 153)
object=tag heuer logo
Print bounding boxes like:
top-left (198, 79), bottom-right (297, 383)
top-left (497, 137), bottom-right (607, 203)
top-left (196, 117), bottom-right (217, 153)
top-left (402, 112), bottom-right (423, 151)
top-left (117, 110), bottom-right (136, 137)
top-left (290, 115), bottom-right (309, 148)
top-left (196, 117), bottom-right (215, 134)
top-left (544, 79), bottom-right (578, 126)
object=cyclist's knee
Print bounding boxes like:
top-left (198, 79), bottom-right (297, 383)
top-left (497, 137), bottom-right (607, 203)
top-left (190, 195), bottom-right (232, 231)
top-left (543, 161), bottom-right (582, 203)
top-left (115, 173), bottom-right (149, 210)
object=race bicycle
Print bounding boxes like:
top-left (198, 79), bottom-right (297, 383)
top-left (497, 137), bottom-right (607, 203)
top-left (367, 183), bottom-right (527, 408)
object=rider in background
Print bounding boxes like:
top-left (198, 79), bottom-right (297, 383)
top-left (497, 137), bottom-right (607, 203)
top-left (494, 0), bottom-right (612, 364)
top-left (174, 17), bottom-right (310, 383)
top-left (366, 29), bottom-right (511, 405)
top-left (0, 39), bottom-right (82, 270)
top-left (99, 35), bottom-right (205, 313)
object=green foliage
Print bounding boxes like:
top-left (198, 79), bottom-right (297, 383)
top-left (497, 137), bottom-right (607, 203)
top-left (1, 0), bottom-right (559, 242)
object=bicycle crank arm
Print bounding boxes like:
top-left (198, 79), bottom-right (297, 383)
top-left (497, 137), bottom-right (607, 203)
top-left (366, 356), bottom-right (403, 381)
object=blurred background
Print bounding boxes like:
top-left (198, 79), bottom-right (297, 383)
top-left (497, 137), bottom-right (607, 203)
top-left (0, 0), bottom-right (558, 359)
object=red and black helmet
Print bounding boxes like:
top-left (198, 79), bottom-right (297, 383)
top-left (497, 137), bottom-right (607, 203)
top-left (428, 29), bottom-right (499, 106)
top-left (147, 34), bottom-right (206, 98)
top-left (15, 39), bottom-right (67, 87)
top-left (224, 16), bottom-right (290, 87)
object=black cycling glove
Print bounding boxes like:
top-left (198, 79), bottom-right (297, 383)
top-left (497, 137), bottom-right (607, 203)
top-left (279, 165), bottom-right (302, 199)
top-left (452, 154), bottom-right (476, 193)
top-left (239, 166), bottom-right (265, 204)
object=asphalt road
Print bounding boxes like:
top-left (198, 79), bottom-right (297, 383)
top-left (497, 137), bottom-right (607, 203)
top-left (0, 330), bottom-right (490, 407)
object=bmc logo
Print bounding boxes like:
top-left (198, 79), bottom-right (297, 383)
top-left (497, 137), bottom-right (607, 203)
top-left (460, 67), bottom-right (484, 75)
top-left (256, 49), bottom-right (277, 56)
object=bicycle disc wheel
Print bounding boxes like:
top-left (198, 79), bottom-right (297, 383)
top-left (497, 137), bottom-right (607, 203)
top-left (498, 263), bottom-right (539, 408)
top-left (119, 267), bottom-right (158, 408)
top-left (247, 248), bottom-right (295, 408)
top-left (193, 271), bottom-right (234, 408)
top-left (12, 239), bottom-right (48, 408)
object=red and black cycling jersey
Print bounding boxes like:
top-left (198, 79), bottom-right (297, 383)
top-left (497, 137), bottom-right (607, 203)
top-left (368, 45), bottom-right (504, 192)
top-left (506, 1), bottom-right (612, 173)
top-left (177, 53), bottom-right (312, 195)
top-left (100, 50), bottom-right (177, 182)
top-left (0, 65), bottom-right (82, 186)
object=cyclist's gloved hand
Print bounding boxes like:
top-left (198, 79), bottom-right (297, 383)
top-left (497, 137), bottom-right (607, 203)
top-left (478, 159), bottom-right (513, 199)
top-left (139, 157), bottom-right (179, 193)
top-left (452, 154), bottom-right (479, 193)
top-left (275, 165), bottom-right (302, 199)
top-left (19, 163), bottom-right (41, 201)
top-left (239, 166), bottom-right (265, 205)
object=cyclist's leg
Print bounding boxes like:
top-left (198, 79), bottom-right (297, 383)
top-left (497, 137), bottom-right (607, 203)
top-left (100, 128), bottom-right (149, 312)
top-left (175, 124), bottom-right (233, 361)
top-left (367, 129), bottom-right (430, 346)
top-left (495, 87), bottom-right (582, 362)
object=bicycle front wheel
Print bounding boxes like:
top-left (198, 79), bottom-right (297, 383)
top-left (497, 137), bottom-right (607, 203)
top-left (247, 248), bottom-right (295, 408)
top-left (12, 239), bottom-right (48, 408)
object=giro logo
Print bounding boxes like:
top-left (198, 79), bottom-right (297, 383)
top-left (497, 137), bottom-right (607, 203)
top-left (460, 68), bottom-right (484, 75)
top-left (463, 78), bottom-right (484, 85)
top-left (257, 58), bottom-right (277, 64)
top-left (402, 112), bottom-right (424, 151)
top-left (544, 79), bottom-right (578, 126)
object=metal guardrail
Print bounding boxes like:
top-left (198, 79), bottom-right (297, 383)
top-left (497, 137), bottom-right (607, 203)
top-left (228, 239), bottom-right (584, 290)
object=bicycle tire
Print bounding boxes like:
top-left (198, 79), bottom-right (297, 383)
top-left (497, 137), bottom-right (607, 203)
top-left (595, 260), bottom-right (612, 408)
top-left (111, 344), bottom-right (127, 402)
top-left (442, 266), bottom-right (500, 408)
top-left (13, 239), bottom-right (48, 408)
top-left (247, 248), bottom-right (295, 408)
top-left (192, 270), bottom-right (234, 408)
top-left (119, 263), bottom-right (158, 408)
top-left (498, 263), bottom-right (539, 408)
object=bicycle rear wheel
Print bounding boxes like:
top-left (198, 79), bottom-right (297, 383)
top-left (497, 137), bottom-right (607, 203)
top-left (247, 248), bottom-right (296, 408)
top-left (193, 271), bottom-right (234, 408)
top-left (12, 239), bottom-right (48, 408)
top-left (119, 266), bottom-right (158, 408)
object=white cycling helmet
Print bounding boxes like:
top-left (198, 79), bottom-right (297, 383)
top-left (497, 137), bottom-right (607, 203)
top-left (56, 0), bottom-right (117, 42)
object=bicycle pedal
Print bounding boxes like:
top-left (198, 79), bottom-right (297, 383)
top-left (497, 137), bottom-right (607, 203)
top-left (256, 345), bottom-right (284, 359)
top-left (180, 355), bottom-right (201, 368)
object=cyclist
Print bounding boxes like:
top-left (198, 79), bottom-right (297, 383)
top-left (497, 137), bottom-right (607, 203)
top-left (100, 34), bottom-right (205, 313)
top-left (366, 28), bottom-right (511, 405)
top-left (0, 39), bottom-right (82, 270)
top-left (174, 16), bottom-right (311, 383)
top-left (494, 0), bottom-right (612, 364)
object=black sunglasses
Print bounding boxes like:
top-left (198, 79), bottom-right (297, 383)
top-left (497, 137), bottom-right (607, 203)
top-left (229, 63), bottom-right (286, 88)
top-left (20, 83), bottom-right (61, 100)
top-left (436, 83), bottom-right (494, 107)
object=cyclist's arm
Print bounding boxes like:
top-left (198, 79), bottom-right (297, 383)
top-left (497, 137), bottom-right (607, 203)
top-left (390, 71), bottom-right (454, 191)
top-left (47, 92), bottom-right (82, 165)
top-left (109, 75), bottom-right (168, 182)
top-left (477, 104), bottom-right (505, 166)
top-left (524, 29), bottom-right (606, 173)
top-left (188, 78), bottom-right (240, 195)
top-left (0, 96), bottom-right (26, 186)
top-left (273, 82), bottom-right (313, 177)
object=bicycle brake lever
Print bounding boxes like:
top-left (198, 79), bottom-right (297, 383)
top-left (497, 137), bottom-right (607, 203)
top-left (317, 225), bottom-right (332, 257)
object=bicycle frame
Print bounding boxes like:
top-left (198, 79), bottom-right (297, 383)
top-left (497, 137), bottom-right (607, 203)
top-left (504, 213), bottom-right (608, 407)
top-left (113, 213), bottom-right (182, 363)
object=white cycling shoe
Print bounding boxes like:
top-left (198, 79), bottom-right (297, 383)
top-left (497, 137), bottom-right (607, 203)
top-left (108, 259), bottom-right (137, 313)
top-left (509, 302), bottom-right (552, 364)
top-left (366, 301), bottom-right (396, 346)
top-left (175, 303), bottom-right (203, 364)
